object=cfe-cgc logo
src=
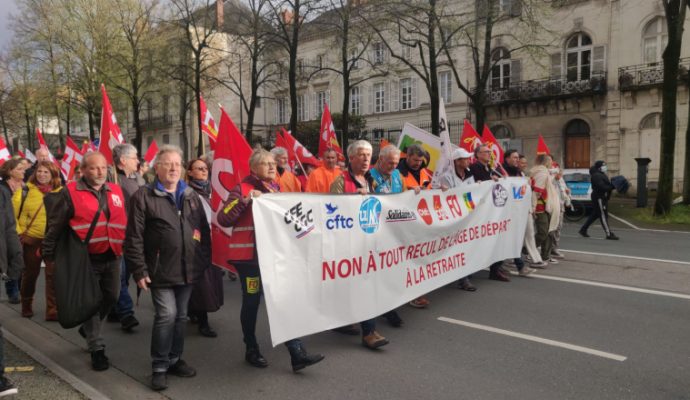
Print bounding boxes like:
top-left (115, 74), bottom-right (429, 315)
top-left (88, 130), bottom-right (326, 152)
top-left (492, 184), bottom-right (508, 207)
top-left (358, 197), bottom-right (382, 234)
top-left (385, 208), bottom-right (417, 223)
top-left (283, 202), bottom-right (315, 238)
top-left (417, 198), bottom-right (433, 225)
top-left (325, 203), bottom-right (354, 230)
top-left (512, 184), bottom-right (528, 200)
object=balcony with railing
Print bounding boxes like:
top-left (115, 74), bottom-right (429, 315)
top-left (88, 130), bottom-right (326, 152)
top-left (476, 73), bottom-right (607, 106)
top-left (136, 115), bottom-right (173, 130)
top-left (618, 58), bottom-right (690, 92)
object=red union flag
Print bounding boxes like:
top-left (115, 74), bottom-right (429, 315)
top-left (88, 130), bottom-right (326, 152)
top-left (210, 107), bottom-right (252, 270)
top-left (281, 128), bottom-right (320, 169)
top-left (98, 84), bottom-right (124, 164)
top-left (200, 94), bottom-right (218, 150)
top-left (0, 137), bottom-right (10, 165)
top-left (35, 128), bottom-right (56, 163)
top-left (459, 120), bottom-right (482, 163)
top-left (318, 103), bottom-right (343, 159)
top-left (144, 140), bottom-right (159, 165)
top-left (61, 136), bottom-right (84, 181)
top-left (482, 125), bottom-right (505, 167)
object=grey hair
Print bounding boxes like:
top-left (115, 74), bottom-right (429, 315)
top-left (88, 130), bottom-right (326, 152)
top-left (249, 149), bottom-right (274, 172)
top-left (80, 151), bottom-right (106, 169)
top-left (112, 143), bottom-right (137, 167)
top-left (270, 147), bottom-right (288, 157)
top-left (378, 144), bottom-right (400, 160)
top-left (347, 140), bottom-right (372, 158)
top-left (155, 144), bottom-right (183, 165)
top-left (405, 143), bottom-right (425, 157)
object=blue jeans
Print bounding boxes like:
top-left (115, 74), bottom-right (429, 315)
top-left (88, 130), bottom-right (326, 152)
top-left (150, 285), bottom-right (193, 372)
top-left (514, 257), bottom-right (525, 271)
top-left (5, 278), bottom-right (19, 300)
top-left (115, 260), bottom-right (134, 318)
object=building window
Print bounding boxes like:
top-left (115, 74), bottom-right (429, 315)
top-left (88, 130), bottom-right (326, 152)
top-left (350, 86), bottom-right (360, 115)
top-left (162, 95), bottom-right (169, 117)
top-left (639, 113), bottom-right (661, 130)
top-left (439, 71), bottom-right (452, 104)
top-left (374, 82), bottom-right (385, 113)
top-left (297, 94), bottom-right (308, 121)
top-left (566, 33), bottom-right (592, 82)
top-left (317, 55), bottom-right (324, 69)
top-left (491, 124), bottom-right (513, 139)
top-left (277, 97), bottom-right (287, 124)
top-left (256, 96), bottom-right (261, 108)
top-left (373, 42), bottom-right (385, 65)
top-left (146, 99), bottom-right (153, 120)
top-left (350, 48), bottom-right (359, 69)
top-left (499, 0), bottom-right (511, 13)
top-left (163, 134), bottom-right (170, 144)
top-left (400, 78), bottom-right (412, 110)
top-left (316, 91), bottom-right (328, 118)
top-left (490, 48), bottom-right (511, 89)
top-left (297, 58), bottom-right (304, 76)
top-left (642, 17), bottom-right (667, 64)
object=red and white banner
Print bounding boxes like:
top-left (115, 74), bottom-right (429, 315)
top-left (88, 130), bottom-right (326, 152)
top-left (210, 108), bottom-right (252, 269)
top-left (143, 140), bottom-right (159, 165)
top-left (252, 178), bottom-right (531, 345)
top-left (459, 120), bottom-right (482, 158)
top-left (98, 84), bottom-right (124, 164)
top-left (60, 136), bottom-right (84, 181)
top-left (318, 103), bottom-right (343, 159)
top-left (200, 95), bottom-right (218, 149)
top-left (0, 137), bottom-right (10, 165)
top-left (35, 128), bottom-right (56, 163)
top-left (280, 128), bottom-right (320, 168)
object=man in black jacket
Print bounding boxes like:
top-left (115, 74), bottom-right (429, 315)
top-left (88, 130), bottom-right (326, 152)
top-left (0, 175), bottom-right (22, 397)
top-left (579, 160), bottom-right (619, 240)
top-left (125, 145), bottom-right (210, 391)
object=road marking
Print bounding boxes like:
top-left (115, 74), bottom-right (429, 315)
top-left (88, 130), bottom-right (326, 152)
top-left (560, 249), bottom-right (690, 266)
top-left (438, 317), bottom-right (627, 362)
top-left (4, 366), bottom-right (34, 373)
top-left (608, 212), bottom-right (641, 230)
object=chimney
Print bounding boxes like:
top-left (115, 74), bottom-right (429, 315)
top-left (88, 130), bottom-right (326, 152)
top-left (216, 0), bottom-right (224, 30)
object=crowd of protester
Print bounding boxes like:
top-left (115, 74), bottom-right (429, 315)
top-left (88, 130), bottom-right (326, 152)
top-left (0, 138), bottom-right (619, 396)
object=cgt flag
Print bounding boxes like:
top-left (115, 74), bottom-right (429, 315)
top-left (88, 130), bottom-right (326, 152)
top-left (143, 140), bottom-right (159, 165)
top-left (459, 120), bottom-right (483, 161)
top-left (60, 136), bottom-right (84, 181)
top-left (481, 125), bottom-right (507, 176)
top-left (281, 128), bottom-right (320, 169)
top-left (98, 84), bottom-right (124, 164)
top-left (200, 94), bottom-right (218, 150)
top-left (210, 107), bottom-right (252, 270)
top-left (318, 103), bottom-right (344, 159)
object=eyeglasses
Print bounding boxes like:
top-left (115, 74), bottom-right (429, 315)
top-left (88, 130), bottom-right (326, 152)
top-left (478, 150), bottom-right (491, 154)
top-left (259, 161), bottom-right (277, 167)
top-left (193, 166), bottom-right (208, 171)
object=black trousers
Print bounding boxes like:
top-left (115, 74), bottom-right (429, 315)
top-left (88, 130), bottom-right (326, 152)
top-left (580, 197), bottom-right (612, 236)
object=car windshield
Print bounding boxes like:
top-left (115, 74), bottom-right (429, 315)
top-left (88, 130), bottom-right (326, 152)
top-left (564, 173), bottom-right (590, 183)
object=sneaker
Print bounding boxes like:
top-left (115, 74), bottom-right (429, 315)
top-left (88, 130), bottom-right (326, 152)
top-left (0, 376), bottom-right (18, 397)
top-left (167, 359), bottom-right (196, 377)
top-left (362, 331), bottom-right (389, 349)
top-left (519, 267), bottom-right (536, 277)
top-left (578, 230), bottom-right (590, 238)
top-left (408, 297), bottom-right (430, 308)
top-left (547, 258), bottom-right (559, 265)
top-left (530, 261), bottom-right (548, 269)
top-left (606, 233), bottom-right (619, 240)
top-left (199, 324), bottom-right (218, 338)
top-left (120, 315), bottom-right (139, 331)
top-left (151, 372), bottom-right (168, 391)
top-left (550, 250), bottom-right (565, 259)
top-left (91, 350), bottom-right (109, 371)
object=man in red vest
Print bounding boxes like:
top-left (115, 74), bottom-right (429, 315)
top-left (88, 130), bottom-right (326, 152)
top-left (43, 151), bottom-right (128, 372)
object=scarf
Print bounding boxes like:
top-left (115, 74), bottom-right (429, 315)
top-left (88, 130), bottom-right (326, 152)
top-left (37, 183), bottom-right (53, 194)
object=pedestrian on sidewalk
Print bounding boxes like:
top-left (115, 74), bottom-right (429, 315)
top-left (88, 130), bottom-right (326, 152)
top-left (579, 161), bottom-right (619, 240)
top-left (0, 158), bottom-right (27, 305)
top-left (126, 145), bottom-right (210, 391)
top-left (43, 152), bottom-right (128, 372)
top-left (12, 161), bottom-right (62, 320)
top-left (0, 160), bottom-right (23, 397)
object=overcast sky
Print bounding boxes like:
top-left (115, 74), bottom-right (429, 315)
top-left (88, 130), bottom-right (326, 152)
top-left (0, 0), bottom-right (18, 51)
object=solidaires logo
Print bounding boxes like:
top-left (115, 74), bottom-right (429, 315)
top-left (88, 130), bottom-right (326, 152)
top-left (492, 184), bottom-right (508, 207)
top-left (358, 197), bottom-right (382, 234)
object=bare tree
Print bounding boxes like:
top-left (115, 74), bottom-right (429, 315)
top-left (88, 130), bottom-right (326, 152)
top-left (682, 1), bottom-right (690, 206)
top-left (655, 0), bottom-right (688, 215)
top-left (2, 45), bottom-right (39, 150)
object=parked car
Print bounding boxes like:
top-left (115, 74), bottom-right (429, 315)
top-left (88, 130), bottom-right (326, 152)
top-left (562, 168), bottom-right (592, 221)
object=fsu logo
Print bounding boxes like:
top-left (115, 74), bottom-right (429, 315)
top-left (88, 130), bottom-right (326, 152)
top-left (417, 198), bottom-right (433, 225)
top-left (492, 184), bottom-right (508, 207)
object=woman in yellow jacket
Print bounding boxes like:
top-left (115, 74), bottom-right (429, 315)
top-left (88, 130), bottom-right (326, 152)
top-left (13, 161), bottom-right (63, 319)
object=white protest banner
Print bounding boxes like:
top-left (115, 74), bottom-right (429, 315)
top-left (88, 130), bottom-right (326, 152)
top-left (253, 178), bottom-right (532, 346)
top-left (396, 122), bottom-right (458, 172)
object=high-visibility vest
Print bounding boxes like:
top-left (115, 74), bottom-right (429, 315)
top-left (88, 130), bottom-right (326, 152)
top-left (67, 181), bottom-right (127, 256)
top-left (227, 183), bottom-right (257, 261)
top-left (401, 168), bottom-right (432, 190)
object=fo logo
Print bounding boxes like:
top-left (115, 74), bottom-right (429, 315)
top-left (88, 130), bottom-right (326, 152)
top-left (358, 197), bottom-right (382, 234)
top-left (417, 198), bottom-right (433, 225)
top-left (492, 184), bottom-right (508, 207)
top-left (512, 184), bottom-right (528, 200)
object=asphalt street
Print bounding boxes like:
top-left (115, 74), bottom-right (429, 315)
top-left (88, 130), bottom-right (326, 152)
top-left (1, 221), bottom-right (689, 400)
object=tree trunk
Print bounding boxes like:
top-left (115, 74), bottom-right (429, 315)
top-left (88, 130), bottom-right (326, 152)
top-left (88, 109), bottom-right (96, 142)
top-left (683, 80), bottom-right (690, 204)
top-left (474, 94), bottom-right (487, 135)
top-left (195, 55), bottom-right (204, 157)
top-left (428, 0), bottom-right (440, 136)
top-left (246, 97), bottom-right (256, 145)
top-left (340, 9), bottom-right (350, 148)
top-left (654, 1), bottom-right (686, 215)
top-left (1, 106), bottom-right (10, 152)
top-left (132, 100), bottom-right (143, 155)
top-left (288, 0), bottom-right (300, 135)
top-left (24, 103), bottom-right (33, 150)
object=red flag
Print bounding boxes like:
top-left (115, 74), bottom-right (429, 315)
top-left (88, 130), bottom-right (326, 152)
top-left (17, 150), bottom-right (26, 158)
top-left (380, 139), bottom-right (390, 149)
top-left (98, 84), bottom-right (124, 164)
top-left (537, 134), bottom-right (551, 155)
top-left (275, 129), bottom-right (300, 171)
top-left (144, 140), bottom-right (159, 165)
top-left (36, 128), bottom-right (48, 148)
top-left (61, 136), bottom-right (84, 181)
top-left (0, 137), bottom-right (10, 165)
top-left (199, 95), bottom-right (218, 150)
top-left (318, 104), bottom-right (344, 159)
top-left (482, 125), bottom-right (505, 167)
top-left (210, 107), bottom-right (252, 271)
top-left (281, 128), bottom-right (320, 169)
top-left (459, 120), bottom-right (483, 161)
top-left (81, 141), bottom-right (91, 154)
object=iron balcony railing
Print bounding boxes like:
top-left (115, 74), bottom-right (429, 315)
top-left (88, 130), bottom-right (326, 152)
top-left (618, 57), bottom-right (690, 91)
top-left (476, 73), bottom-right (607, 106)
top-left (137, 115), bottom-right (173, 130)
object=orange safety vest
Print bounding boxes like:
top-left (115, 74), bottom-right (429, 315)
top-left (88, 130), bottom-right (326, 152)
top-left (67, 181), bottom-right (127, 256)
top-left (227, 183), bottom-right (257, 261)
top-left (402, 168), bottom-right (432, 190)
